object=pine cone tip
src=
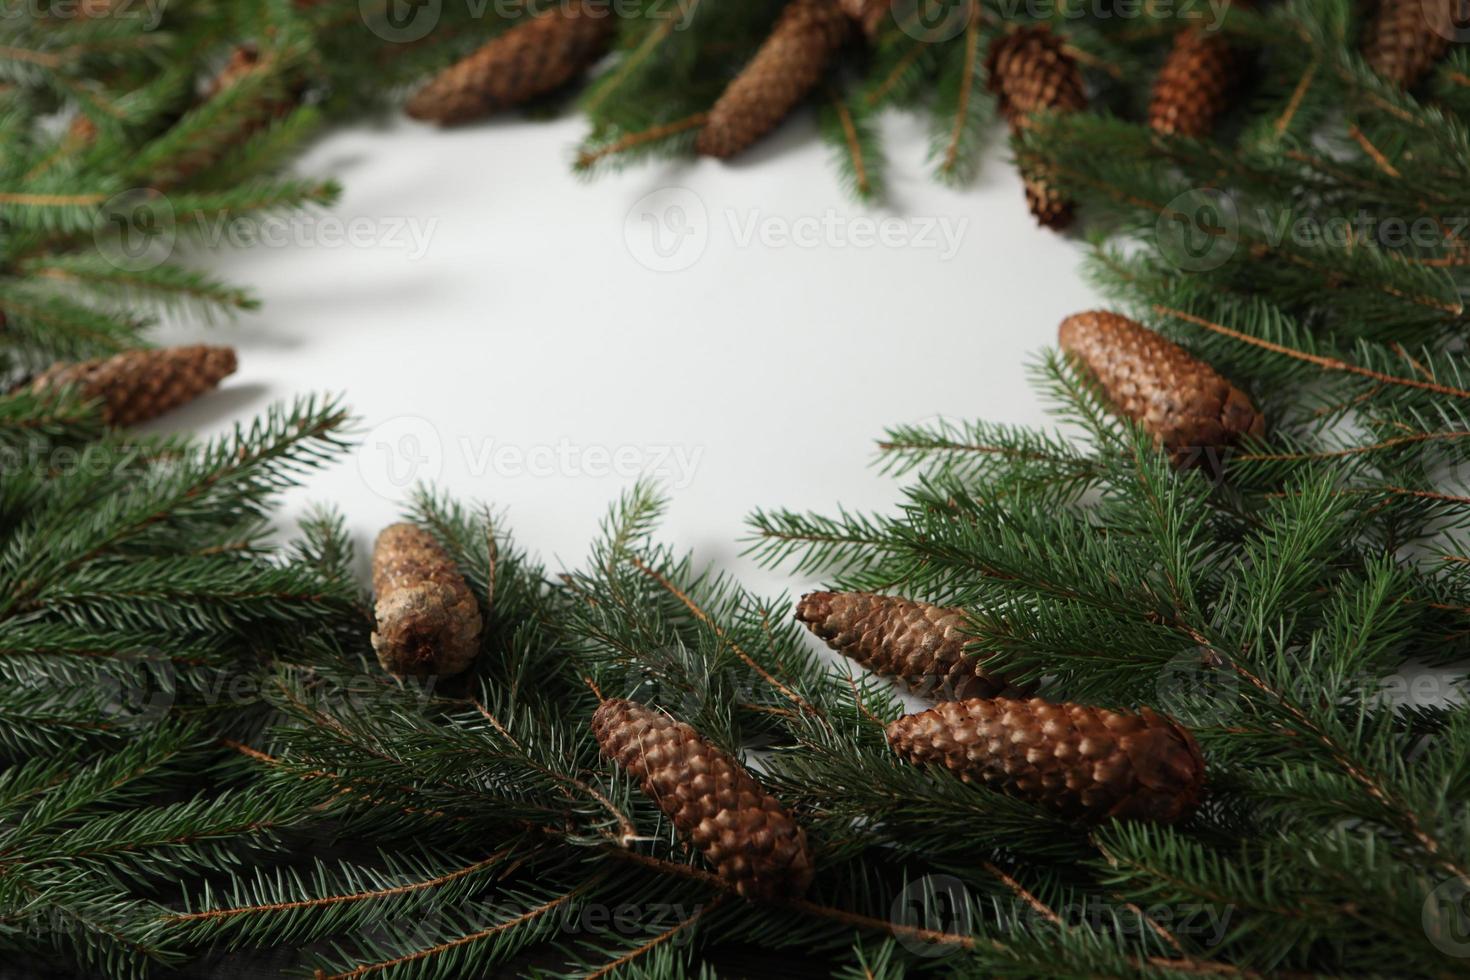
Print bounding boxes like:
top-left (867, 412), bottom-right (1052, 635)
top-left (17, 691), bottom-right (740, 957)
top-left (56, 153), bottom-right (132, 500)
top-left (371, 523), bottom-right (483, 676)
top-left (795, 590), bottom-right (834, 625)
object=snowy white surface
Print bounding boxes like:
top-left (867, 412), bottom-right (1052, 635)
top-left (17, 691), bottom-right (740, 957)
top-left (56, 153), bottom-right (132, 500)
top-left (152, 108), bottom-right (1102, 598)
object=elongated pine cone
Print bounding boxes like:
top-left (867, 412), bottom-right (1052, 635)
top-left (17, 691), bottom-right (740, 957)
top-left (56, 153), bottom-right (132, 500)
top-left (696, 0), bottom-right (850, 158)
top-left (28, 345), bottom-right (236, 426)
top-left (986, 26), bottom-right (1086, 229)
top-left (888, 698), bottom-right (1206, 823)
top-left (1149, 27), bottom-right (1242, 138)
top-left (592, 699), bottom-right (814, 900)
top-left (1362, 0), bottom-right (1459, 88)
top-left (796, 592), bottom-right (1020, 700)
top-left (839, 0), bottom-right (890, 37)
top-left (1059, 311), bottom-right (1264, 465)
top-left (406, 2), bottom-right (614, 125)
top-left (371, 524), bottom-right (483, 676)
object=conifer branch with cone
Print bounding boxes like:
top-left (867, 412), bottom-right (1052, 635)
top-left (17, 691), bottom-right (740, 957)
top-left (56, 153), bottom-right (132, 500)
top-left (406, 0), bottom-right (615, 125)
top-left (695, 0), bottom-right (851, 158)
top-left (986, 25), bottom-right (1087, 229)
top-left (797, 590), bottom-right (1022, 699)
top-left (592, 698), bottom-right (815, 900)
top-left (1, 0), bottom-right (1469, 977)
top-left (26, 345), bottom-right (237, 426)
top-left (887, 697), bottom-right (1207, 823)
top-left (1059, 310), bottom-right (1265, 465)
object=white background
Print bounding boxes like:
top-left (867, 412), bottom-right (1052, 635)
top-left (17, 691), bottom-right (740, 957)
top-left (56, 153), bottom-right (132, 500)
top-left (153, 109), bottom-right (1101, 599)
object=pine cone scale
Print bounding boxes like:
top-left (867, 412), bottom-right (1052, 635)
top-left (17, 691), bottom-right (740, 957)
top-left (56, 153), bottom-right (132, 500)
top-left (887, 697), bottom-right (1205, 823)
top-left (592, 699), bottom-right (814, 900)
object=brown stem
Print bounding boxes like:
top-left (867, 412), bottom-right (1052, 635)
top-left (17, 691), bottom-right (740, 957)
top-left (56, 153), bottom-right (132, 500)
top-left (630, 556), bottom-right (817, 715)
top-left (1156, 305), bottom-right (1470, 397)
top-left (575, 113), bottom-right (709, 169)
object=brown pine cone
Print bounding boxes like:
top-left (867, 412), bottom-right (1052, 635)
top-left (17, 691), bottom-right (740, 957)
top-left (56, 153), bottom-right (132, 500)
top-left (696, 0), bottom-right (850, 158)
top-left (987, 26), bottom-right (1087, 124)
top-left (28, 345), bottom-right (236, 426)
top-left (986, 26), bottom-right (1086, 229)
top-left (1149, 27), bottom-right (1242, 138)
top-left (796, 591), bottom-right (1021, 700)
top-left (592, 699), bottom-right (814, 900)
top-left (405, 2), bottom-right (614, 126)
top-left (887, 697), bottom-right (1206, 823)
top-left (1362, 0), bottom-right (1458, 88)
top-left (1059, 311), bottom-right (1264, 465)
top-left (371, 524), bottom-right (483, 677)
top-left (839, 0), bottom-right (890, 37)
